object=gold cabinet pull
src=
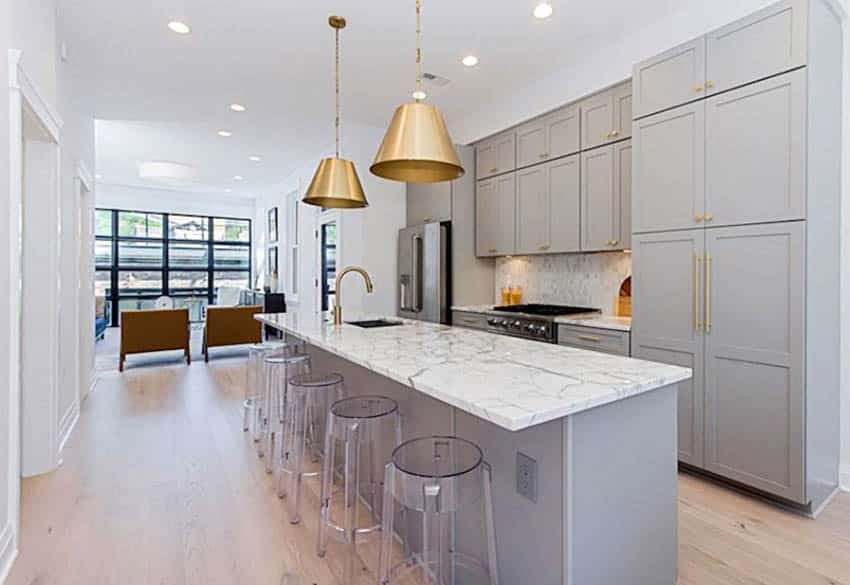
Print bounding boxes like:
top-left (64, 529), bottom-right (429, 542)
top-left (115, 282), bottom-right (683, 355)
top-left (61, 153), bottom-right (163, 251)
top-left (694, 254), bottom-right (702, 332)
top-left (576, 335), bottom-right (602, 343)
top-left (705, 80), bottom-right (715, 89)
top-left (488, 248), bottom-right (498, 253)
top-left (694, 214), bottom-right (703, 223)
top-left (705, 254), bottom-right (712, 333)
top-left (539, 153), bottom-right (549, 159)
top-left (611, 129), bottom-right (620, 137)
top-left (704, 213), bottom-right (713, 222)
top-left (538, 244), bottom-right (551, 251)
top-left (490, 167), bottom-right (498, 173)
top-left (694, 83), bottom-right (704, 92)
top-left (611, 239), bottom-right (619, 247)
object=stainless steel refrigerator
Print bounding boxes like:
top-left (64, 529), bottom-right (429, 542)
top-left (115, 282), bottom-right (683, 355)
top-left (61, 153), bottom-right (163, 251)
top-left (398, 222), bottom-right (449, 324)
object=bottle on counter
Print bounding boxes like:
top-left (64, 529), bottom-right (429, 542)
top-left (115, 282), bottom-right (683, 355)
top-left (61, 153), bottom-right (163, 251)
top-left (501, 286), bottom-right (512, 306)
top-left (509, 286), bottom-right (523, 305)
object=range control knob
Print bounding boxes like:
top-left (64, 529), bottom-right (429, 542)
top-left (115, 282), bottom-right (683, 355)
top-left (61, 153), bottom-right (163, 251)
top-left (487, 318), bottom-right (499, 326)
top-left (512, 320), bottom-right (522, 329)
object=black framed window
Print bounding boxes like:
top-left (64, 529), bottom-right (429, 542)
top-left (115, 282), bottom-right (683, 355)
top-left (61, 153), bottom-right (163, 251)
top-left (96, 207), bottom-right (252, 325)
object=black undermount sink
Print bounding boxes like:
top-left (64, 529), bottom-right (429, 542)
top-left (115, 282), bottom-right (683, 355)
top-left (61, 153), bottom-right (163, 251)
top-left (346, 319), bottom-right (404, 329)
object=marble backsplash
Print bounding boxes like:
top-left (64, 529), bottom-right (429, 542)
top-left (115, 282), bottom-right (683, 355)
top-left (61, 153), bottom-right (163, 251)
top-left (495, 252), bottom-right (632, 315)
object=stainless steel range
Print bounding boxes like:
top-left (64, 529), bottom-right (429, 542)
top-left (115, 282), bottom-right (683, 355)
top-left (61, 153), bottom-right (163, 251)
top-left (485, 304), bottom-right (601, 343)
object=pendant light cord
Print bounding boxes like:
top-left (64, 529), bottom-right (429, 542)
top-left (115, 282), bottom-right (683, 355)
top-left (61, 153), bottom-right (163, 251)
top-left (415, 0), bottom-right (422, 101)
top-left (335, 25), bottom-right (341, 158)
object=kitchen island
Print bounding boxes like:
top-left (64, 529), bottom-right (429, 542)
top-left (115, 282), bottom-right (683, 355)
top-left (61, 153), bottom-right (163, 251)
top-left (256, 311), bottom-right (690, 585)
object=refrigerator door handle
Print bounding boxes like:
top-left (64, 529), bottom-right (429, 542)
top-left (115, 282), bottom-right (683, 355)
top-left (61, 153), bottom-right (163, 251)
top-left (399, 274), bottom-right (411, 312)
top-left (412, 234), bottom-right (423, 313)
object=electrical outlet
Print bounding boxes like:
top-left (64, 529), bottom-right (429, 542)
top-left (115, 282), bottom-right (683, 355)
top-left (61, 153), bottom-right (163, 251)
top-left (516, 452), bottom-right (538, 502)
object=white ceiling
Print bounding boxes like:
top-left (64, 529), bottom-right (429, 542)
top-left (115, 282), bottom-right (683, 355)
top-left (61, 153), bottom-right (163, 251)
top-left (61, 0), bottom-right (683, 197)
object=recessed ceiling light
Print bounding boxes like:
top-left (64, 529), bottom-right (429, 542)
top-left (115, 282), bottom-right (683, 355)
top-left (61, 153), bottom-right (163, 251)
top-left (217, 130), bottom-right (232, 137)
top-left (229, 103), bottom-right (246, 112)
top-left (462, 55), bottom-right (479, 67)
top-left (95, 174), bottom-right (103, 180)
top-left (411, 90), bottom-right (427, 100)
top-left (224, 188), bottom-right (233, 193)
top-left (233, 175), bottom-right (244, 181)
top-left (533, 1), bottom-right (553, 19)
top-left (167, 20), bottom-right (191, 34)
top-left (248, 155), bottom-right (262, 162)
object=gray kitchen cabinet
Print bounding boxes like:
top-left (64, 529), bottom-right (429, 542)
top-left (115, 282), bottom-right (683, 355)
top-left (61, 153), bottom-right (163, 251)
top-left (475, 173), bottom-right (516, 257)
top-left (705, 69), bottom-right (806, 227)
top-left (633, 37), bottom-right (706, 119)
top-left (406, 180), bottom-right (451, 225)
top-left (580, 146), bottom-right (617, 252)
top-left (703, 222), bottom-right (805, 502)
top-left (631, 229), bottom-right (706, 467)
top-left (476, 132), bottom-right (516, 180)
top-left (516, 155), bottom-right (581, 255)
top-left (516, 106), bottom-right (580, 169)
top-left (515, 165), bottom-right (548, 254)
top-left (581, 82), bottom-right (633, 150)
top-left (452, 310), bottom-right (490, 331)
top-left (614, 140), bottom-right (632, 250)
top-left (632, 101), bottom-right (705, 234)
top-left (547, 155), bottom-right (581, 253)
top-left (557, 324), bottom-right (630, 356)
top-left (612, 82), bottom-right (633, 140)
top-left (706, 0), bottom-right (807, 96)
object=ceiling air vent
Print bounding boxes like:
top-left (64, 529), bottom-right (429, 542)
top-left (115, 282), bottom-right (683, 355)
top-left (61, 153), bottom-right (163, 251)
top-left (422, 72), bottom-right (450, 87)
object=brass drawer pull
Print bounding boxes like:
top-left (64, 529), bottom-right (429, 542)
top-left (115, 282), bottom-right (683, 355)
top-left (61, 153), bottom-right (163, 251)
top-left (490, 167), bottom-right (498, 173)
top-left (611, 129), bottom-right (619, 137)
top-left (694, 214), bottom-right (703, 223)
top-left (538, 244), bottom-right (551, 251)
top-left (488, 248), bottom-right (498, 253)
top-left (576, 334), bottom-right (603, 343)
top-left (539, 153), bottom-right (549, 159)
top-left (705, 254), bottom-right (712, 333)
top-left (704, 213), bottom-right (713, 222)
top-left (694, 83), bottom-right (704, 92)
top-left (705, 80), bottom-right (715, 89)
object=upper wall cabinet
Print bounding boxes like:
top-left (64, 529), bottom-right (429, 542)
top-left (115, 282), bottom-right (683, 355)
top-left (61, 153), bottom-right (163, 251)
top-left (580, 82), bottom-right (632, 150)
top-left (705, 0), bottom-right (807, 96)
top-left (476, 173), bottom-right (516, 257)
top-left (515, 155), bottom-right (581, 255)
top-left (476, 132), bottom-right (516, 180)
top-left (633, 38), bottom-right (706, 120)
top-left (634, 0), bottom-right (807, 119)
top-left (705, 69), bottom-right (806, 227)
top-left (407, 181), bottom-right (452, 226)
top-left (516, 106), bottom-right (580, 169)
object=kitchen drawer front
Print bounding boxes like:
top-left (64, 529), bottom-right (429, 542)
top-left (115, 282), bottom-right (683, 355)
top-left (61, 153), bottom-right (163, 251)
top-left (557, 325), bottom-right (631, 356)
top-left (452, 311), bottom-right (490, 331)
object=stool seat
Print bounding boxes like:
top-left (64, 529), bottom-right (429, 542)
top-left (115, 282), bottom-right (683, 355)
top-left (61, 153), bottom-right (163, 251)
top-left (392, 435), bottom-right (482, 479)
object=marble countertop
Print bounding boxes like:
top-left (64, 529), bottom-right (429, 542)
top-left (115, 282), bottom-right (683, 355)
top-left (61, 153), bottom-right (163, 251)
top-left (256, 312), bottom-right (688, 431)
top-left (452, 305), bottom-right (632, 332)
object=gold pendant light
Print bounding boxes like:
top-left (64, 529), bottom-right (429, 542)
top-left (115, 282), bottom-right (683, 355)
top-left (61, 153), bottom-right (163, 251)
top-left (303, 16), bottom-right (368, 209)
top-left (370, 0), bottom-right (464, 183)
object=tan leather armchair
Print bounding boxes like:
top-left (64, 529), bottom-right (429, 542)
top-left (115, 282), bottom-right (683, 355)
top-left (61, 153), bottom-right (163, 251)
top-left (203, 305), bottom-right (263, 361)
top-left (119, 308), bottom-right (190, 372)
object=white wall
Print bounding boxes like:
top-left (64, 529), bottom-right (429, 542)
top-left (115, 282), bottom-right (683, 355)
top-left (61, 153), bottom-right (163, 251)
top-left (839, 0), bottom-right (850, 491)
top-left (96, 183), bottom-right (256, 220)
top-left (256, 123), bottom-right (406, 317)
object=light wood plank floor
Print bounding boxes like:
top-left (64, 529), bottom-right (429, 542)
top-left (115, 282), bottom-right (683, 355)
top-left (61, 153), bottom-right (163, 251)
top-left (7, 357), bottom-right (850, 585)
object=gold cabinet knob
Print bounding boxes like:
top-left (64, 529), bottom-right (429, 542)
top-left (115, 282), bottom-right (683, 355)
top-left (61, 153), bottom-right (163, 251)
top-left (488, 248), bottom-right (498, 253)
top-left (705, 80), bottom-right (715, 89)
top-left (611, 130), bottom-right (620, 137)
top-left (611, 239), bottom-right (619, 246)
top-left (694, 83), bottom-right (704, 92)
top-left (704, 213), bottom-right (713, 222)
top-left (539, 153), bottom-right (549, 159)
top-left (694, 214), bottom-right (703, 223)
top-left (538, 244), bottom-right (551, 251)
top-left (490, 167), bottom-right (498, 173)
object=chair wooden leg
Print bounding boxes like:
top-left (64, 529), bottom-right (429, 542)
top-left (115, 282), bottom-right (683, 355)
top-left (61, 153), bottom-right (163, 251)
top-left (186, 347), bottom-right (191, 365)
top-left (119, 353), bottom-right (125, 372)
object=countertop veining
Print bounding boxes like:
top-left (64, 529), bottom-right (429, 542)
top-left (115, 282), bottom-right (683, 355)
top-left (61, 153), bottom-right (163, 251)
top-left (256, 312), bottom-right (687, 431)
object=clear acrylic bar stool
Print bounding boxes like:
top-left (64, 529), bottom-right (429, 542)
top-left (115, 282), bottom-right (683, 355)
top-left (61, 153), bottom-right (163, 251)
top-left (259, 353), bottom-right (311, 472)
top-left (378, 436), bottom-right (499, 585)
top-left (245, 341), bottom-right (301, 437)
top-left (317, 395), bottom-right (402, 585)
top-left (279, 372), bottom-right (345, 523)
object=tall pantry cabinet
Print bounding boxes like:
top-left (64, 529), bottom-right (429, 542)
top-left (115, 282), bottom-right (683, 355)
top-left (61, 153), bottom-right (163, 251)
top-left (631, 0), bottom-right (841, 513)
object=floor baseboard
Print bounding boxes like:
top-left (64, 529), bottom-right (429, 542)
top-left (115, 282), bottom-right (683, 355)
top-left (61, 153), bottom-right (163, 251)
top-left (840, 464), bottom-right (850, 493)
top-left (58, 399), bottom-right (80, 455)
top-left (0, 523), bottom-right (17, 584)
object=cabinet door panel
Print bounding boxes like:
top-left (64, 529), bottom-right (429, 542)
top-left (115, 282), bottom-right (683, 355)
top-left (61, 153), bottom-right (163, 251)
top-left (632, 102), bottom-right (705, 233)
top-left (705, 70), bottom-right (806, 226)
top-left (703, 222), bottom-right (805, 503)
top-left (613, 140), bottom-right (632, 250)
top-left (548, 155), bottom-right (580, 253)
top-left (706, 0), bottom-right (807, 95)
top-left (632, 230), bottom-right (705, 467)
top-left (475, 179), bottom-right (497, 255)
top-left (581, 91), bottom-right (615, 150)
top-left (516, 121), bottom-right (547, 168)
top-left (613, 82), bottom-right (633, 140)
top-left (546, 107), bottom-right (581, 159)
top-left (475, 142), bottom-right (496, 180)
top-left (496, 133), bottom-right (516, 175)
top-left (581, 146), bottom-right (616, 251)
top-left (633, 37), bottom-right (706, 118)
top-left (516, 166), bottom-right (548, 254)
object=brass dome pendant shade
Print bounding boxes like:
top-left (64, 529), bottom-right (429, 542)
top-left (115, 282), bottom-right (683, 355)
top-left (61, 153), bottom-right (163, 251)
top-left (370, 0), bottom-right (464, 183)
top-left (303, 16), bottom-right (368, 209)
